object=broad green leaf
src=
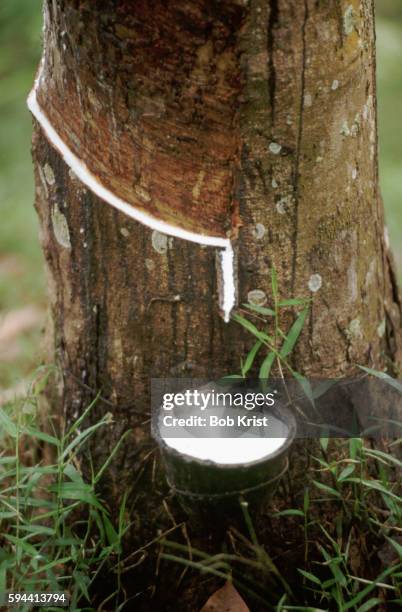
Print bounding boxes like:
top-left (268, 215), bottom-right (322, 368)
top-left (259, 351), bottom-right (275, 380)
top-left (280, 308), bottom-right (309, 358)
top-left (297, 568), bottom-right (322, 585)
top-left (276, 594), bottom-right (287, 611)
top-left (103, 514), bottom-right (120, 549)
top-left (349, 438), bottom-right (362, 459)
top-left (343, 565), bottom-right (398, 610)
top-left (243, 303), bottom-right (275, 316)
top-left (365, 449), bottom-right (402, 469)
top-left (346, 478), bottom-right (401, 501)
top-left (358, 366), bottom-right (402, 394)
top-left (242, 340), bottom-right (263, 376)
top-left (50, 537), bottom-right (80, 546)
top-left (385, 536), bottom-right (402, 559)
top-left (0, 511), bottom-right (18, 519)
top-left (318, 546), bottom-right (346, 586)
top-left (313, 380), bottom-right (337, 399)
top-left (63, 463), bottom-right (85, 484)
top-left (23, 427), bottom-right (60, 447)
top-left (274, 509), bottom-right (304, 517)
top-left (219, 375), bottom-right (244, 382)
top-left (61, 420), bottom-right (107, 461)
top-left (320, 437), bottom-right (329, 451)
top-left (2, 534), bottom-right (39, 557)
top-left (313, 481), bottom-right (341, 498)
top-left (31, 556), bottom-right (72, 575)
top-left (232, 314), bottom-right (272, 343)
top-left (49, 482), bottom-right (106, 511)
top-left (0, 468), bottom-right (18, 483)
top-left (95, 429), bottom-right (132, 484)
top-left (321, 577), bottom-right (337, 589)
top-left (292, 371), bottom-right (314, 406)
top-left (312, 456), bottom-right (330, 469)
top-left (73, 569), bottom-right (90, 601)
top-left (2, 495), bottom-right (56, 509)
top-left (18, 524), bottom-right (55, 536)
top-left (338, 465), bottom-right (355, 481)
top-left (277, 327), bottom-right (287, 340)
top-left (0, 457), bottom-right (16, 465)
top-left (319, 523), bottom-right (339, 551)
top-left (357, 599), bottom-right (383, 612)
top-left (66, 392), bottom-right (100, 438)
top-left (0, 408), bottom-right (17, 438)
top-left (278, 298), bottom-right (310, 307)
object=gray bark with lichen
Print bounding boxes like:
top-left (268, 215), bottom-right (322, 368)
top-left (32, 0), bottom-right (401, 595)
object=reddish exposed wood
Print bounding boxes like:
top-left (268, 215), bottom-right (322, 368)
top-left (36, 0), bottom-right (247, 237)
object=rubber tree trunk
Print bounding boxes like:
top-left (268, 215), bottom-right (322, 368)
top-left (31, 0), bottom-right (401, 572)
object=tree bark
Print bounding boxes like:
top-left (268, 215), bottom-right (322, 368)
top-left (31, 0), bottom-right (401, 607)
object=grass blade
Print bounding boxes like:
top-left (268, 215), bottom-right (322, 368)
top-left (242, 340), bottom-right (263, 377)
top-left (280, 308), bottom-right (309, 359)
top-left (358, 367), bottom-right (402, 394)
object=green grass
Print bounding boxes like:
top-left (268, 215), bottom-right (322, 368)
top-left (0, 367), bottom-right (133, 611)
top-left (1, 370), bottom-right (401, 610)
top-left (226, 267), bottom-right (311, 383)
top-left (162, 435), bottom-right (402, 610)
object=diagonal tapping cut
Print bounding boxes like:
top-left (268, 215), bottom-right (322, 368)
top-left (27, 1), bottom-right (245, 323)
top-left (27, 88), bottom-right (237, 323)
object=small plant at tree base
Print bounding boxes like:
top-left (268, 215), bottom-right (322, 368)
top-left (227, 267), bottom-right (313, 400)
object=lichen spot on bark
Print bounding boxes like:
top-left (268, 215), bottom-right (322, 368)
top-left (253, 223), bottom-right (266, 240)
top-left (247, 290), bottom-right (267, 306)
top-left (340, 121), bottom-right (351, 137)
top-left (347, 318), bottom-right (363, 340)
top-left (343, 5), bottom-right (357, 36)
top-left (276, 196), bottom-right (293, 215)
top-left (377, 319), bottom-right (386, 339)
top-left (151, 230), bottom-right (172, 255)
top-left (269, 142), bottom-right (282, 155)
top-left (51, 204), bottom-right (71, 249)
top-left (340, 114), bottom-right (361, 139)
top-left (43, 163), bottom-right (55, 186)
top-left (308, 274), bottom-right (322, 293)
